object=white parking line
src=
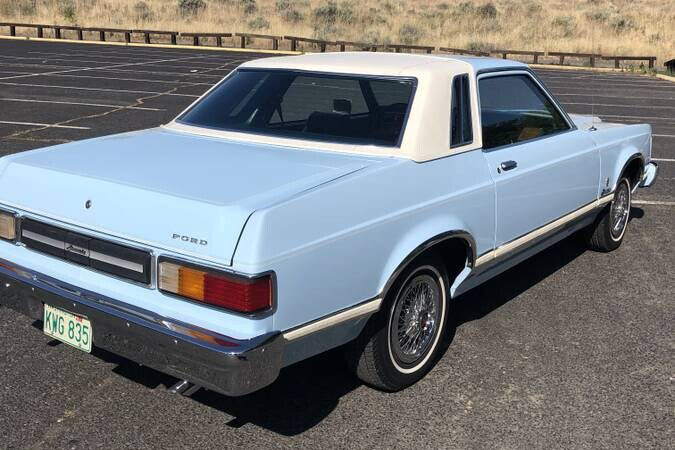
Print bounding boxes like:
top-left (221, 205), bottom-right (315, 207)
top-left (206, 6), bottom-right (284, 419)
top-left (0, 82), bottom-right (200, 97)
top-left (0, 54), bottom-right (214, 81)
top-left (653, 134), bottom-right (675, 138)
top-left (0, 61), bottom-right (225, 79)
top-left (633, 200), bottom-right (675, 206)
top-left (555, 93), bottom-right (674, 101)
top-left (0, 55), bottom-right (231, 73)
top-left (652, 158), bottom-right (675, 162)
top-left (561, 102), bottom-right (675, 110)
top-left (546, 81), bottom-right (675, 90)
top-left (0, 120), bottom-right (90, 130)
top-left (597, 114), bottom-right (675, 122)
top-left (0, 97), bottom-right (165, 111)
top-left (45, 73), bottom-right (213, 86)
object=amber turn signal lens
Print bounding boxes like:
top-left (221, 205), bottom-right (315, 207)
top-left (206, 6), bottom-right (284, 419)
top-left (159, 260), bottom-right (273, 314)
top-left (0, 212), bottom-right (16, 241)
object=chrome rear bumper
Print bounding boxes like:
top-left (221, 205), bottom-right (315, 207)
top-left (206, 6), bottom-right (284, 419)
top-left (640, 161), bottom-right (659, 188)
top-left (0, 258), bottom-right (283, 396)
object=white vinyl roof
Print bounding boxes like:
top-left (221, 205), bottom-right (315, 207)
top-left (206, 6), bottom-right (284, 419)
top-left (169, 53), bottom-right (529, 162)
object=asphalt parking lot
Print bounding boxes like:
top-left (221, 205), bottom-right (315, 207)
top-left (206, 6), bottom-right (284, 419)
top-left (0, 39), bottom-right (672, 449)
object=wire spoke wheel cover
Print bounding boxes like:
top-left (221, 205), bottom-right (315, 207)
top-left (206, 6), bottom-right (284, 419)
top-left (388, 267), bottom-right (444, 373)
top-left (610, 179), bottom-right (631, 240)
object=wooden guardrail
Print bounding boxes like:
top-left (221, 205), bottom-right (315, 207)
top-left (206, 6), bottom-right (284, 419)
top-left (284, 35), bottom-right (338, 52)
top-left (602, 55), bottom-right (657, 69)
top-left (181, 32), bottom-right (232, 47)
top-left (438, 47), bottom-right (489, 57)
top-left (0, 22), bottom-right (659, 70)
top-left (548, 52), bottom-right (602, 67)
top-left (235, 32), bottom-right (282, 50)
top-left (388, 44), bottom-right (435, 54)
top-left (492, 49), bottom-right (546, 64)
top-left (335, 40), bottom-right (387, 52)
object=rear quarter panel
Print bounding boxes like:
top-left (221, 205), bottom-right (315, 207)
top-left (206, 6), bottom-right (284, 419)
top-left (233, 149), bottom-right (495, 332)
top-left (590, 123), bottom-right (652, 195)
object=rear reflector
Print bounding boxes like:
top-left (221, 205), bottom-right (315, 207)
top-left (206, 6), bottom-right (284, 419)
top-left (159, 260), bottom-right (273, 314)
top-left (0, 212), bottom-right (16, 241)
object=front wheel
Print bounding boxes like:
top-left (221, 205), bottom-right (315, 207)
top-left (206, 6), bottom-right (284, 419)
top-left (588, 177), bottom-right (631, 252)
top-left (344, 258), bottom-right (448, 391)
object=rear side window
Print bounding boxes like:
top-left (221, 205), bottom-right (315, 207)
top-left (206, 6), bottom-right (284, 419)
top-left (478, 74), bottom-right (569, 150)
top-left (450, 74), bottom-right (473, 147)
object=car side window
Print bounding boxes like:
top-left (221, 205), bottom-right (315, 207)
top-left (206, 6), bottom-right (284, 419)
top-left (478, 74), bottom-right (570, 150)
top-left (450, 74), bottom-right (473, 148)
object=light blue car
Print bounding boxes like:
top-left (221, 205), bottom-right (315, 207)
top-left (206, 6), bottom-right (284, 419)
top-left (0, 53), bottom-right (658, 395)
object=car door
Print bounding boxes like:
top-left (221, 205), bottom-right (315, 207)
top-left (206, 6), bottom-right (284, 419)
top-left (478, 71), bottom-right (600, 250)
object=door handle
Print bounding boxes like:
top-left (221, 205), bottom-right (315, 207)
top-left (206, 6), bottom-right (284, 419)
top-left (499, 160), bottom-right (518, 172)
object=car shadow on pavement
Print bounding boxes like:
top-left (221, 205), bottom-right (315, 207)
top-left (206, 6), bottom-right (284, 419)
top-left (96, 209), bottom-right (645, 436)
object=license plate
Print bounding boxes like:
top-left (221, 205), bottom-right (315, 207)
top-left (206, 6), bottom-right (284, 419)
top-left (43, 304), bottom-right (92, 353)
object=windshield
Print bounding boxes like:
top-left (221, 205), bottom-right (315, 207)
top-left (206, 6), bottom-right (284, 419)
top-left (177, 69), bottom-right (416, 147)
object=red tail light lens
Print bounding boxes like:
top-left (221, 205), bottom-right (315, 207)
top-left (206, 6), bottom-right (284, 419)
top-left (159, 260), bottom-right (273, 314)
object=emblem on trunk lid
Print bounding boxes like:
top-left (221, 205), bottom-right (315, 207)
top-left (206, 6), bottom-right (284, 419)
top-left (172, 234), bottom-right (207, 245)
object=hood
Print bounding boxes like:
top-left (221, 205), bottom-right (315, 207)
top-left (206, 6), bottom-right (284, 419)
top-left (0, 128), bottom-right (381, 265)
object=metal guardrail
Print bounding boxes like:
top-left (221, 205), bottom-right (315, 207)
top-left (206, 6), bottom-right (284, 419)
top-left (0, 22), bottom-right (659, 69)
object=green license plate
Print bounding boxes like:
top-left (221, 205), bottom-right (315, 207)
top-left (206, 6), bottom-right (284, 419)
top-left (43, 304), bottom-right (92, 353)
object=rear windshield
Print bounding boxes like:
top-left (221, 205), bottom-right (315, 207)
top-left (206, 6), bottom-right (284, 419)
top-left (177, 69), bottom-right (416, 147)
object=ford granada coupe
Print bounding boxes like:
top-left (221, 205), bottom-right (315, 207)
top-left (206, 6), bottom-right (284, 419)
top-left (0, 53), bottom-right (658, 395)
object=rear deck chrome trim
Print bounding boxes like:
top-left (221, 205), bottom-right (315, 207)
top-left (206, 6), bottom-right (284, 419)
top-left (21, 229), bottom-right (145, 273)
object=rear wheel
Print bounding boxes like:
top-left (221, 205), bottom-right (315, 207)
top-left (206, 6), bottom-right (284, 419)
top-left (589, 177), bottom-right (631, 252)
top-left (344, 257), bottom-right (448, 391)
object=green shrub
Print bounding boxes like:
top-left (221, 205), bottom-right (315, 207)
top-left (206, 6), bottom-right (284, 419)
top-left (585, 10), bottom-right (609, 23)
top-left (276, 0), bottom-right (304, 22)
top-left (18, 0), bottom-right (37, 16)
top-left (552, 15), bottom-right (576, 37)
top-left (240, 0), bottom-right (257, 14)
top-left (454, 1), bottom-right (475, 16)
top-left (248, 16), bottom-right (269, 29)
top-left (282, 9), bottom-right (304, 22)
top-left (134, 1), bottom-right (153, 21)
top-left (178, 0), bottom-right (206, 16)
top-left (398, 24), bottom-right (424, 44)
top-left (313, 1), bottom-right (354, 25)
top-left (609, 15), bottom-right (634, 31)
top-left (58, 0), bottom-right (76, 21)
top-left (477, 2), bottom-right (497, 19)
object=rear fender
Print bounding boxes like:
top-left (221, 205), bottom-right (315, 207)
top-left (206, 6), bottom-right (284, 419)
top-left (377, 216), bottom-right (476, 300)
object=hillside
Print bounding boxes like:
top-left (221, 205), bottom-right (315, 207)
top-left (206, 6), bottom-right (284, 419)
top-left (1, 0), bottom-right (673, 66)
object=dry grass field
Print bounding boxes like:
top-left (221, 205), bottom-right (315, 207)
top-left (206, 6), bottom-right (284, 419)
top-left (1, 0), bottom-right (673, 65)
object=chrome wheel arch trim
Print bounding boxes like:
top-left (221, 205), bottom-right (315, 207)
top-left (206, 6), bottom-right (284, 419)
top-left (379, 230), bottom-right (477, 303)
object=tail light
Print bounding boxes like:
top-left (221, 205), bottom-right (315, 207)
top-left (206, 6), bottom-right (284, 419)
top-left (158, 259), bottom-right (273, 314)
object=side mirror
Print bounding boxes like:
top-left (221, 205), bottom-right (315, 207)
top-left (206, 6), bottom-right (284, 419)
top-left (333, 99), bottom-right (352, 115)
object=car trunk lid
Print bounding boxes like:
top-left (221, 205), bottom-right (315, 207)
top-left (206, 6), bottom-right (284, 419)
top-left (0, 128), bottom-right (377, 265)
